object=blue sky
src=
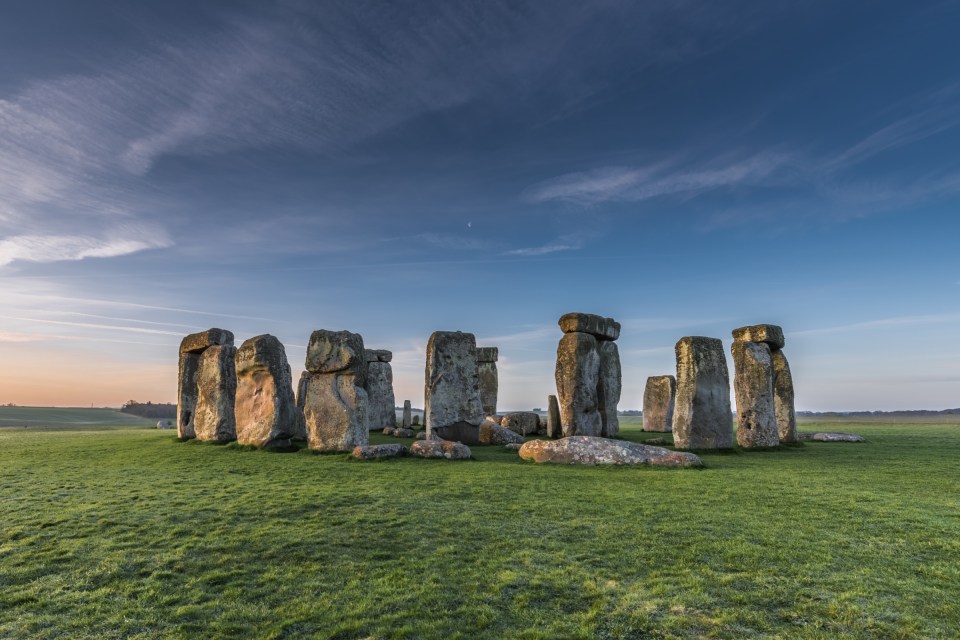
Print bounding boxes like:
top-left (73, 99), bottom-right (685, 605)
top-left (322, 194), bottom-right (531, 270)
top-left (1, 0), bottom-right (958, 410)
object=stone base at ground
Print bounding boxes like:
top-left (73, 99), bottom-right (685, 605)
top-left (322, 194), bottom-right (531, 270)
top-left (501, 412), bottom-right (540, 436)
top-left (410, 439), bottom-right (472, 459)
top-left (352, 444), bottom-right (408, 459)
top-left (518, 436), bottom-right (702, 467)
top-left (799, 432), bottom-right (865, 442)
top-left (478, 421), bottom-right (524, 445)
top-left (429, 421), bottom-right (481, 445)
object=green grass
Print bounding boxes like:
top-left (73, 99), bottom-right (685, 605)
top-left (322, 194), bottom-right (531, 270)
top-left (1, 413), bottom-right (958, 638)
top-left (0, 406), bottom-right (155, 429)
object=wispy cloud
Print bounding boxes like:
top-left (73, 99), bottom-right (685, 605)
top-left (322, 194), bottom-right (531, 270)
top-left (0, 227), bottom-right (171, 267)
top-left (794, 312), bottom-right (960, 337)
top-left (503, 234), bottom-right (583, 256)
top-left (0, 315), bottom-right (185, 337)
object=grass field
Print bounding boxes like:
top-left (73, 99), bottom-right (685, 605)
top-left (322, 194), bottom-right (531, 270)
top-left (1, 410), bottom-right (958, 639)
top-left (0, 406), bottom-right (155, 429)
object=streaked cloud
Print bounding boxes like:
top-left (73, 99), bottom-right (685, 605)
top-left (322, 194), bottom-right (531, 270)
top-left (0, 228), bottom-right (171, 266)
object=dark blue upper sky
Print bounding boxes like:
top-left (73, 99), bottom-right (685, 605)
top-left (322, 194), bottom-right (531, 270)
top-left (1, 0), bottom-right (958, 409)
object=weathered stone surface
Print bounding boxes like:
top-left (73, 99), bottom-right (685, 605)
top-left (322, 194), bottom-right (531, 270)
top-left (410, 439), bottom-right (472, 460)
top-left (645, 437), bottom-right (670, 446)
top-left (643, 375), bottom-right (676, 432)
top-left (293, 371), bottom-right (308, 441)
top-left (478, 360), bottom-right (498, 417)
top-left (176, 351), bottom-right (201, 439)
top-left (672, 336), bottom-right (733, 449)
top-left (597, 340), bottom-right (621, 438)
top-left (504, 442), bottom-right (522, 451)
top-left (306, 330), bottom-right (365, 376)
top-left (732, 324), bottom-right (785, 350)
top-left (799, 432), bottom-right (865, 442)
top-left (193, 344), bottom-right (237, 442)
top-left (179, 328), bottom-right (234, 354)
top-left (732, 342), bottom-right (779, 448)
top-left (558, 312), bottom-right (621, 341)
top-left (302, 372), bottom-right (369, 452)
top-left (234, 334), bottom-right (298, 449)
top-left (555, 332), bottom-right (601, 437)
top-left (478, 420), bottom-right (524, 445)
top-left (501, 412), bottom-right (540, 436)
top-left (519, 436), bottom-right (702, 467)
top-left (352, 444), bottom-right (407, 460)
top-left (393, 428), bottom-right (416, 438)
top-left (476, 347), bottom-right (499, 362)
top-left (430, 423), bottom-right (481, 445)
top-left (366, 360), bottom-right (396, 430)
top-left (424, 331), bottom-right (483, 438)
top-left (364, 349), bottom-right (392, 363)
top-left (157, 419), bottom-right (174, 429)
top-left (485, 414), bottom-right (504, 425)
top-left (415, 430), bottom-right (429, 440)
top-left (771, 350), bottom-right (798, 443)
top-left (546, 395), bottom-right (561, 438)
top-left (383, 427), bottom-right (395, 436)
top-left (402, 400), bottom-right (412, 428)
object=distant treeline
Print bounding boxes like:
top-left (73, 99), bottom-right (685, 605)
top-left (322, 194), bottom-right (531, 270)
top-left (798, 409), bottom-right (960, 418)
top-left (121, 401), bottom-right (176, 419)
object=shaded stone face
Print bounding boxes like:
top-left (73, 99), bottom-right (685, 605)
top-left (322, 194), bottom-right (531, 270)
top-left (366, 360), bottom-right (396, 430)
top-left (364, 349), bottom-right (393, 363)
top-left (424, 331), bottom-right (483, 438)
top-left (176, 351), bottom-right (201, 439)
top-left (501, 412), bottom-right (540, 436)
top-left (303, 371), bottom-right (369, 451)
top-left (402, 400), bottom-right (412, 428)
top-left (193, 344), bottom-right (237, 442)
top-left (732, 324), bottom-right (785, 350)
top-left (558, 312), bottom-right (621, 341)
top-left (410, 439), bottom-right (472, 460)
top-left (478, 420), bottom-right (524, 445)
top-left (555, 332), bottom-right (601, 437)
top-left (518, 436), bottom-right (702, 467)
top-left (234, 334), bottom-right (298, 449)
top-left (475, 347), bottom-right (499, 363)
top-left (672, 336), bottom-right (733, 449)
top-left (477, 361), bottom-right (498, 417)
top-left (293, 370), bottom-right (309, 441)
top-left (771, 350), bottom-right (798, 443)
top-left (546, 395), bottom-right (561, 438)
top-left (597, 340), bottom-right (621, 438)
top-left (306, 330), bottom-right (365, 376)
top-left (732, 341), bottom-right (779, 448)
top-left (642, 375), bottom-right (676, 432)
top-left (179, 328), bottom-right (234, 355)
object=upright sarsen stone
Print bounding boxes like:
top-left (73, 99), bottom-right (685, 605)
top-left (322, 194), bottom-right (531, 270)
top-left (546, 394), bottom-right (561, 439)
top-left (294, 370), bottom-right (309, 441)
top-left (424, 331), bottom-right (483, 440)
top-left (732, 341), bottom-right (778, 448)
top-left (402, 400), bottom-right (412, 428)
top-left (193, 344), bottom-right (237, 442)
top-left (771, 350), bottom-right (798, 443)
top-left (177, 328), bottom-right (234, 440)
top-left (365, 349), bottom-right (396, 431)
top-left (476, 347), bottom-right (499, 417)
top-left (303, 330), bottom-right (369, 451)
top-left (643, 375), bottom-right (676, 432)
top-left (234, 334), bottom-right (297, 449)
top-left (597, 341), bottom-right (621, 438)
top-left (555, 331), bottom-right (601, 437)
top-left (672, 337), bottom-right (733, 449)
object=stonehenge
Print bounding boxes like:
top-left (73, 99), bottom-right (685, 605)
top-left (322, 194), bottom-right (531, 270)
top-left (365, 349), bottom-right (396, 431)
top-left (194, 344), bottom-right (238, 442)
top-left (476, 347), bottom-right (499, 416)
top-left (176, 328), bottom-right (235, 441)
top-left (554, 313), bottom-right (621, 438)
top-left (731, 341), bottom-right (778, 448)
top-left (546, 394), bottom-right (561, 438)
top-left (402, 400), bottom-right (412, 428)
top-left (424, 331), bottom-right (484, 443)
top-left (732, 324), bottom-right (797, 444)
top-left (671, 337), bottom-right (733, 449)
top-left (234, 334), bottom-right (298, 449)
top-left (642, 375), bottom-right (675, 433)
top-left (301, 330), bottom-right (370, 452)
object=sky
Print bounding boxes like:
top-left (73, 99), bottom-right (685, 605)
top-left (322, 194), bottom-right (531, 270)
top-left (1, 0), bottom-right (959, 411)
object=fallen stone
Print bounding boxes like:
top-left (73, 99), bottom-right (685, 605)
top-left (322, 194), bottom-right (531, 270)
top-left (732, 324), bottom-right (785, 350)
top-left (234, 334), bottom-right (298, 449)
top-left (643, 375), bottom-right (676, 432)
top-left (555, 331), bottom-right (601, 437)
top-left (799, 432), bottom-right (865, 442)
top-left (501, 412), bottom-right (540, 436)
top-left (485, 414), bottom-right (505, 425)
top-left (193, 344), bottom-right (237, 442)
top-left (519, 436), bottom-right (702, 467)
top-left (672, 336), bottom-right (733, 450)
top-left (415, 431), bottom-right (429, 440)
top-left (597, 340), bottom-right (621, 438)
top-left (771, 350), bottom-right (798, 443)
top-left (732, 341), bottom-right (779, 448)
top-left (558, 312), bottom-right (621, 341)
top-left (424, 331), bottom-right (483, 438)
top-left (504, 443), bottom-right (522, 451)
top-left (546, 395), bottom-right (561, 438)
top-left (352, 444), bottom-right (408, 460)
top-left (410, 439), bottom-right (472, 460)
top-left (430, 422), bottom-right (481, 445)
top-left (393, 428), bottom-right (416, 438)
top-left (478, 420), bottom-right (524, 445)
top-left (402, 400), bottom-right (412, 428)
top-left (383, 427), bottom-right (396, 436)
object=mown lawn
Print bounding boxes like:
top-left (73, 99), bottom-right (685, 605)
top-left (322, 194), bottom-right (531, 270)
top-left (1, 416), bottom-right (957, 639)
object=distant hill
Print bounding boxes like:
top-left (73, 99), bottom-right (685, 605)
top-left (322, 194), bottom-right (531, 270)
top-left (0, 406), bottom-right (156, 428)
top-left (120, 401), bottom-right (176, 419)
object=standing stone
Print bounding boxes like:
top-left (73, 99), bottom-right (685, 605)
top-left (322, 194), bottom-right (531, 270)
top-left (732, 341), bottom-right (778, 448)
top-left (771, 350), bottom-right (798, 443)
top-left (294, 371), bottom-right (309, 441)
top-left (642, 376), bottom-right (676, 432)
top-left (555, 332), bottom-right (601, 437)
top-left (365, 350), bottom-right (396, 431)
top-left (672, 337), bottom-right (733, 449)
top-left (731, 324), bottom-right (785, 350)
top-left (412, 414), bottom-right (420, 426)
top-left (424, 331), bottom-right (484, 441)
top-left (546, 394), bottom-right (561, 438)
top-left (597, 341), bottom-right (621, 438)
top-left (303, 330), bottom-right (369, 452)
top-left (234, 334), bottom-right (298, 449)
top-left (476, 347), bottom-right (499, 417)
top-left (193, 344), bottom-right (237, 442)
top-left (402, 400), bottom-right (412, 428)
top-left (501, 412), bottom-right (540, 436)
top-left (177, 328), bottom-right (234, 440)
